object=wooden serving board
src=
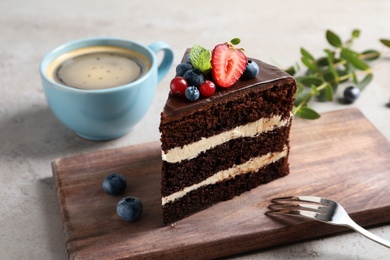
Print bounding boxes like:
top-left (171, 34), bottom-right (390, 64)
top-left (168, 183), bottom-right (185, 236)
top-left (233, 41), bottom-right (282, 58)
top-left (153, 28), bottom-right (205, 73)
top-left (52, 108), bottom-right (390, 259)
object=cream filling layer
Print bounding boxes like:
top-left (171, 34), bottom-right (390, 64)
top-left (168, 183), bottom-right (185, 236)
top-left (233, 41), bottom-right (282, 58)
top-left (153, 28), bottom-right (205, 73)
top-left (162, 145), bottom-right (288, 206)
top-left (162, 115), bottom-right (291, 163)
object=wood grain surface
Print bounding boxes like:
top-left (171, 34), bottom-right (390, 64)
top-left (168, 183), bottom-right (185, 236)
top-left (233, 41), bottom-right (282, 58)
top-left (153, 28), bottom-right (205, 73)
top-left (52, 108), bottom-right (390, 259)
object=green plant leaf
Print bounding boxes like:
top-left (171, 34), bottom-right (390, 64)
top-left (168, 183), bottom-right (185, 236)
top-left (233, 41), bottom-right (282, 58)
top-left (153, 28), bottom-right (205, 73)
top-left (316, 56), bottom-right (329, 67)
top-left (357, 73), bottom-right (373, 91)
top-left (361, 49), bottom-right (381, 61)
top-left (352, 29), bottom-right (361, 38)
top-left (317, 55), bottom-right (344, 68)
top-left (294, 90), bottom-right (312, 107)
top-left (310, 84), bottom-right (320, 96)
top-left (295, 81), bottom-right (304, 95)
top-left (284, 63), bottom-right (300, 76)
top-left (285, 67), bottom-right (295, 76)
top-left (323, 70), bottom-right (347, 85)
top-left (380, 39), bottom-right (390, 48)
top-left (324, 49), bottom-right (339, 84)
top-left (301, 56), bottom-right (318, 71)
top-left (323, 71), bottom-right (336, 83)
top-left (337, 69), bottom-right (349, 83)
top-left (301, 48), bottom-right (315, 61)
top-left (230, 38), bottom-right (241, 45)
top-left (297, 76), bottom-right (324, 87)
top-left (340, 48), bottom-right (370, 71)
top-left (352, 72), bottom-right (358, 84)
top-left (296, 106), bottom-right (321, 120)
top-left (324, 84), bottom-right (334, 101)
top-left (317, 83), bottom-right (333, 102)
top-left (326, 30), bottom-right (342, 47)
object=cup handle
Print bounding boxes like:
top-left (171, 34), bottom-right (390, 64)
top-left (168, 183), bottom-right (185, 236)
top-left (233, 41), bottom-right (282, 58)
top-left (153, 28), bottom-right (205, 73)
top-left (148, 41), bottom-right (174, 83)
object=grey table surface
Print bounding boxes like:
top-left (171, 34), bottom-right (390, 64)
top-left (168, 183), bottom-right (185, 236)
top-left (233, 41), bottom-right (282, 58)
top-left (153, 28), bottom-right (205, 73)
top-left (1, 0), bottom-right (390, 259)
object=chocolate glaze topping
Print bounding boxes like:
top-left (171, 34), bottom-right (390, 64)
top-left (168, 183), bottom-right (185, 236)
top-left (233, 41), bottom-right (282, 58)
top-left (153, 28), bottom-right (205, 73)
top-left (162, 55), bottom-right (294, 120)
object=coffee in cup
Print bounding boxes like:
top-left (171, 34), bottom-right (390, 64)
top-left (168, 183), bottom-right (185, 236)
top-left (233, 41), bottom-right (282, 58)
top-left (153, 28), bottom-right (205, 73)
top-left (47, 45), bottom-right (151, 90)
top-left (40, 37), bottom-right (174, 140)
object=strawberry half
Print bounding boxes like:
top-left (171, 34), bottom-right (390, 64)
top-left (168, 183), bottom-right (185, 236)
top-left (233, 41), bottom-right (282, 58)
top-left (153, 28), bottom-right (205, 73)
top-left (211, 43), bottom-right (247, 88)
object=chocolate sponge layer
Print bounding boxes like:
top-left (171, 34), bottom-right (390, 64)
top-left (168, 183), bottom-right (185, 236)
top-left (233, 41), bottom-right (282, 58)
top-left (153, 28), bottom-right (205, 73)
top-left (161, 125), bottom-right (291, 197)
top-left (162, 157), bottom-right (289, 225)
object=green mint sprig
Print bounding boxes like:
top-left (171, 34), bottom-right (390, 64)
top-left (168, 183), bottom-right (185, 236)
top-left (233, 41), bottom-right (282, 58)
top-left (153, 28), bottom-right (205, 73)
top-left (190, 44), bottom-right (212, 74)
top-left (287, 29), bottom-right (390, 120)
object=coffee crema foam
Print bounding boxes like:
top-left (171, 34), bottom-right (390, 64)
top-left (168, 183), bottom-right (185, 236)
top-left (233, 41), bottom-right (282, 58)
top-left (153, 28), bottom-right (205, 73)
top-left (47, 46), bottom-right (151, 90)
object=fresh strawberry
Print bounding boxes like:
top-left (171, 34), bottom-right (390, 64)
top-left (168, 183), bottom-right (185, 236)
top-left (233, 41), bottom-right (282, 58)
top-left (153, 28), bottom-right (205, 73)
top-left (211, 43), bottom-right (247, 88)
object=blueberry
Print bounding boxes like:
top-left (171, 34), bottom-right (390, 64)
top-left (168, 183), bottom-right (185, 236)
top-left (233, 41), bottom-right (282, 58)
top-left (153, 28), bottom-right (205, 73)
top-left (183, 68), bottom-right (205, 88)
top-left (185, 86), bottom-right (200, 101)
top-left (184, 53), bottom-right (191, 63)
top-left (116, 196), bottom-right (143, 221)
top-left (343, 86), bottom-right (360, 103)
top-left (102, 173), bottom-right (127, 195)
top-left (176, 62), bottom-right (193, 77)
top-left (241, 60), bottom-right (260, 80)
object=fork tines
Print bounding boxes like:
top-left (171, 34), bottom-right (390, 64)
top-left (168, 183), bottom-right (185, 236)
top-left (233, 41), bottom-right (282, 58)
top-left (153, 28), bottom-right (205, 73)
top-left (266, 196), bottom-right (330, 218)
top-left (272, 196), bottom-right (330, 205)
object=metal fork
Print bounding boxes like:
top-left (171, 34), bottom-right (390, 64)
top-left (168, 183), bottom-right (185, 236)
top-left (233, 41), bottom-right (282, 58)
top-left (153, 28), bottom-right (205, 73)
top-left (266, 195), bottom-right (390, 248)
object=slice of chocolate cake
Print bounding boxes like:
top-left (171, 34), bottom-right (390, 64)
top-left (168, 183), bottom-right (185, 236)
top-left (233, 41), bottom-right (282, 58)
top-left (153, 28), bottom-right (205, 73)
top-left (159, 41), bottom-right (296, 225)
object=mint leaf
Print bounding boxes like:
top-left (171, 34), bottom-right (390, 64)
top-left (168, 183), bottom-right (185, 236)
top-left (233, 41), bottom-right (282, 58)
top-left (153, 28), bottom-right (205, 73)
top-left (190, 44), bottom-right (211, 74)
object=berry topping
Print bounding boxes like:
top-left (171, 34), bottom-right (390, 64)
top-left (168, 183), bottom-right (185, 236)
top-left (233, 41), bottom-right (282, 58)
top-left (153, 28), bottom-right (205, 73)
top-left (199, 80), bottom-right (216, 97)
top-left (185, 86), bottom-right (200, 101)
top-left (102, 173), bottom-right (127, 196)
top-left (343, 86), bottom-right (360, 103)
top-left (183, 68), bottom-right (205, 88)
top-left (170, 77), bottom-right (188, 95)
top-left (116, 196), bottom-right (143, 221)
top-left (175, 62), bottom-right (193, 77)
top-left (211, 41), bottom-right (247, 88)
top-left (169, 39), bottom-right (256, 100)
top-left (241, 60), bottom-right (260, 80)
top-left (184, 53), bottom-right (191, 63)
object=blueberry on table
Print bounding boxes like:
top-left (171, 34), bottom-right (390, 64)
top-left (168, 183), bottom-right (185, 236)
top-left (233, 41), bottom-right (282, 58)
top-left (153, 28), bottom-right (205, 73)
top-left (117, 196), bottom-right (143, 221)
top-left (102, 173), bottom-right (127, 195)
top-left (343, 86), bottom-right (360, 103)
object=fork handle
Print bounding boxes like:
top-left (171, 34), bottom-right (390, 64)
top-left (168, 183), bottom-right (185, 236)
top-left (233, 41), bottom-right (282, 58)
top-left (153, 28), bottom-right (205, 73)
top-left (347, 220), bottom-right (390, 248)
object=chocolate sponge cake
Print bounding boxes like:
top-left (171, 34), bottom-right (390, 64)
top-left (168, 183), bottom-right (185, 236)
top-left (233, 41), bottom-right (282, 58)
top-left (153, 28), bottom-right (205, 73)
top-left (159, 44), bottom-right (296, 225)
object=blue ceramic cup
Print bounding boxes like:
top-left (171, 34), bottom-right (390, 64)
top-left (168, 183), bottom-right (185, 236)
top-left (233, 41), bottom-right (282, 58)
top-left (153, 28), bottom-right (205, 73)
top-left (40, 37), bottom-right (173, 140)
